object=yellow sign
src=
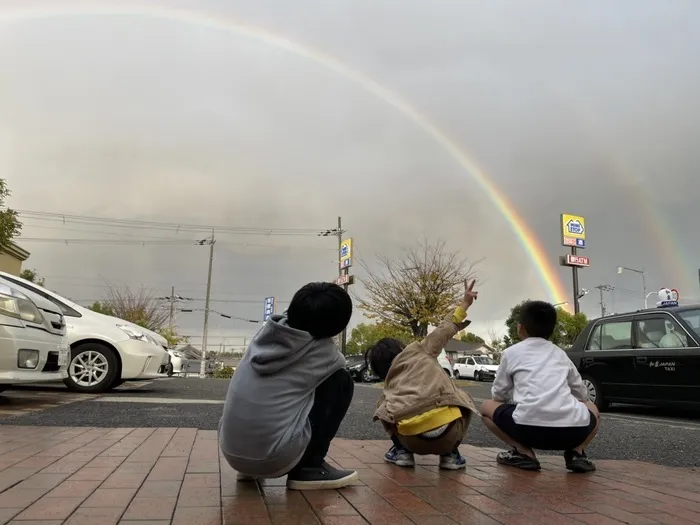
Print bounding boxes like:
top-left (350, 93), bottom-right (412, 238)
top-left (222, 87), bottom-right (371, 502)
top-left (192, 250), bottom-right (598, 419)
top-left (339, 238), bottom-right (353, 269)
top-left (561, 214), bottom-right (586, 248)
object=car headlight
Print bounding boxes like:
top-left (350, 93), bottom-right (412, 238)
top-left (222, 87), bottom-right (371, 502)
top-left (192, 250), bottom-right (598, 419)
top-left (0, 284), bottom-right (44, 325)
top-left (117, 324), bottom-right (148, 341)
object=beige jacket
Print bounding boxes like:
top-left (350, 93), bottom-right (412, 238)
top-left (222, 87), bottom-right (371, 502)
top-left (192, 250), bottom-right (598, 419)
top-left (374, 316), bottom-right (479, 425)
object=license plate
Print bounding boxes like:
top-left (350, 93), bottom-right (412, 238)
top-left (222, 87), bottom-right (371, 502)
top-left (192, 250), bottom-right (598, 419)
top-left (58, 348), bottom-right (69, 366)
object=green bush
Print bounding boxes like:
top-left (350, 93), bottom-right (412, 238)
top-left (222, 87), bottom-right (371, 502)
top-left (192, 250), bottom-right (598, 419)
top-left (214, 366), bottom-right (235, 379)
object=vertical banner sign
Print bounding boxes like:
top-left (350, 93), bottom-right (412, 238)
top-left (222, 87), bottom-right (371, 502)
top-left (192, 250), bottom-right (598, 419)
top-left (263, 297), bottom-right (275, 322)
top-left (561, 214), bottom-right (586, 248)
top-left (339, 238), bottom-right (353, 269)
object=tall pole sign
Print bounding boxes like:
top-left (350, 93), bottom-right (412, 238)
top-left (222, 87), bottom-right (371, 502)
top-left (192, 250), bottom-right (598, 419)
top-left (559, 213), bottom-right (588, 314)
top-left (263, 297), bottom-right (275, 322)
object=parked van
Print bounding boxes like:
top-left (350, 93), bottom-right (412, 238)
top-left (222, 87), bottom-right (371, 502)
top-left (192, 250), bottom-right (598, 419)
top-left (0, 282), bottom-right (68, 390)
top-left (0, 272), bottom-right (169, 393)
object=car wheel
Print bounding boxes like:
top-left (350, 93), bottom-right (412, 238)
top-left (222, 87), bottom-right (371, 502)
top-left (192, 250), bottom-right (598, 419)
top-left (455, 370), bottom-right (462, 379)
top-left (581, 374), bottom-right (609, 411)
top-left (443, 368), bottom-right (452, 378)
top-left (361, 368), bottom-right (372, 383)
top-left (474, 371), bottom-right (481, 381)
top-left (63, 343), bottom-right (119, 394)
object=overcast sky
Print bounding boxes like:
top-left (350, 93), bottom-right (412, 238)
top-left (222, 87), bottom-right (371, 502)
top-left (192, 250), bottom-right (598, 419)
top-left (2, 0), bottom-right (700, 349)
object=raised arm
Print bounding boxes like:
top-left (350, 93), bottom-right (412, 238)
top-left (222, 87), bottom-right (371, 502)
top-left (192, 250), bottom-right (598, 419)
top-left (421, 280), bottom-right (478, 358)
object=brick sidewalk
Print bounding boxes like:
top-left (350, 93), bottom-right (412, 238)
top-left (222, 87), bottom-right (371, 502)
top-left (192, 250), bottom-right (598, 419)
top-left (0, 427), bottom-right (697, 524)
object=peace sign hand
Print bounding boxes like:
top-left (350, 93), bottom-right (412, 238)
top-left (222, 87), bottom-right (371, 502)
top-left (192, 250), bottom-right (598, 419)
top-left (460, 279), bottom-right (478, 309)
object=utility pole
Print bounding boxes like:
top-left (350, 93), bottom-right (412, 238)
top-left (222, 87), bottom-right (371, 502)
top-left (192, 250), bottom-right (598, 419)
top-left (595, 285), bottom-right (613, 317)
top-left (168, 285), bottom-right (175, 330)
top-left (200, 232), bottom-right (215, 379)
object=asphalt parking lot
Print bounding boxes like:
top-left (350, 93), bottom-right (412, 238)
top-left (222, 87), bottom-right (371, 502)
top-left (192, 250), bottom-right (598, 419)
top-left (1, 377), bottom-right (698, 468)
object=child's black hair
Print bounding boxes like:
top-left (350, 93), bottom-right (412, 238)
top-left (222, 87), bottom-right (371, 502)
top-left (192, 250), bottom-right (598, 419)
top-left (366, 338), bottom-right (406, 380)
top-left (519, 300), bottom-right (558, 340)
top-left (286, 282), bottom-right (352, 339)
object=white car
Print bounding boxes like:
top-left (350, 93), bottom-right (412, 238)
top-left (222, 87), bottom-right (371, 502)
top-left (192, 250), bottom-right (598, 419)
top-left (438, 349), bottom-right (454, 378)
top-left (132, 328), bottom-right (188, 376)
top-left (0, 271), bottom-right (170, 393)
top-left (453, 355), bottom-right (499, 381)
top-left (0, 282), bottom-right (68, 390)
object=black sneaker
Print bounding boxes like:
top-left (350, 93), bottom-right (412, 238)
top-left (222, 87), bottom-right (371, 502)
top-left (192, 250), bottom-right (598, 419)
top-left (496, 448), bottom-right (541, 471)
top-left (565, 450), bottom-right (596, 473)
top-left (286, 461), bottom-right (358, 490)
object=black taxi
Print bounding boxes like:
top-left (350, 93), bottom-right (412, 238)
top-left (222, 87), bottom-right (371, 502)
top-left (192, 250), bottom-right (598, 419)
top-left (566, 305), bottom-right (700, 410)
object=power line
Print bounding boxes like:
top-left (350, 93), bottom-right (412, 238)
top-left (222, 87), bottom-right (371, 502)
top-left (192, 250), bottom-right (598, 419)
top-left (18, 236), bottom-right (336, 251)
top-left (17, 209), bottom-right (327, 237)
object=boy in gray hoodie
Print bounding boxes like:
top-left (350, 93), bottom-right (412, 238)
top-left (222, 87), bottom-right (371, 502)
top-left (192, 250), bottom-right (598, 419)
top-left (219, 282), bottom-right (357, 490)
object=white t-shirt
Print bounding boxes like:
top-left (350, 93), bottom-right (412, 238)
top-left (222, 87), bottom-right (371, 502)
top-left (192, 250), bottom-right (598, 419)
top-left (492, 337), bottom-right (591, 427)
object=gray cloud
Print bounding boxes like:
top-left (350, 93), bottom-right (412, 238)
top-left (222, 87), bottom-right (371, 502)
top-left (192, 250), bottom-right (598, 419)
top-left (2, 0), bottom-right (700, 348)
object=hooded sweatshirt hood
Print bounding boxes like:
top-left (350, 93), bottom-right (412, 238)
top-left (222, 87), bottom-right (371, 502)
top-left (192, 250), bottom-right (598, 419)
top-left (219, 315), bottom-right (346, 477)
top-left (249, 316), bottom-right (316, 375)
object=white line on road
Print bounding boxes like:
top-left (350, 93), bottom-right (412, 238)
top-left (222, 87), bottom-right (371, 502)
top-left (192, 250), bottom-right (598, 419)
top-left (96, 397), bottom-right (224, 404)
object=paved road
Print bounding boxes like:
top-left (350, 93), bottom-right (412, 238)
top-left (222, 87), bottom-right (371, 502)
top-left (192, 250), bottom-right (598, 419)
top-left (2, 378), bottom-right (699, 468)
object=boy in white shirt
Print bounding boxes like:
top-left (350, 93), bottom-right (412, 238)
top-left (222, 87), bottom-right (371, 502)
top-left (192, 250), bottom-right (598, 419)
top-left (480, 301), bottom-right (599, 473)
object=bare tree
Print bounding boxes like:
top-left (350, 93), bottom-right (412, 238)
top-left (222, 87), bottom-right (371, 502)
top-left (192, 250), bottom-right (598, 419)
top-left (357, 240), bottom-right (479, 338)
top-left (102, 285), bottom-right (169, 331)
top-left (486, 326), bottom-right (505, 351)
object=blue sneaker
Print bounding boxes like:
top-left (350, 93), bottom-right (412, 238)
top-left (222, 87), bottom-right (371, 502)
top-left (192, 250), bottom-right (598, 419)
top-left (384, 445), bottom-right (415, 468)
top-left (439, 449), bottom-right (467, 470)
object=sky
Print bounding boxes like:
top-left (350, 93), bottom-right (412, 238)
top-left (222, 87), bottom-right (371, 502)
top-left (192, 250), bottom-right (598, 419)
top-left (2, 0), bottom-right (700, 350)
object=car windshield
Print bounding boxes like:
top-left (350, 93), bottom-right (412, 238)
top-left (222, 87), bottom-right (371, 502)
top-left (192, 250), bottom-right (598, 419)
top-left (474, 356), bottom-right (496, 365)
top-left (677, 309), bottom-right (700, 340)
top-left (345, 355), bottom-right (364, 365)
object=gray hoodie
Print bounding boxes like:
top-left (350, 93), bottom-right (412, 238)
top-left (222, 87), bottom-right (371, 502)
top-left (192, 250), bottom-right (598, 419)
top-left (219, 315), bottom-right (346, 477)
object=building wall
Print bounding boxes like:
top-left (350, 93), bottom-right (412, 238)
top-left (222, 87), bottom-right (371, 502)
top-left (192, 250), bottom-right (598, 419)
top-left (0, 252), bottom-right (23, 276)
top-left (0, 242), bottom-right (30, 276)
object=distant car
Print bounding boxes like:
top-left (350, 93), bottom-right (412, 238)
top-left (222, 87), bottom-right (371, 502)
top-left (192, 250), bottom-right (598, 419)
top-left (345, 354), bottom-right (378, 383)
top-left (0, 283), bottom-right (68, 390)
top-left (453, 355), bottom-right (499, 381)
top-left (0, 271), bottom-right (170, 393)
top-left (166, 349), bottom-right (189, 376)
top-left (438, 349), bottom-right (454, 378)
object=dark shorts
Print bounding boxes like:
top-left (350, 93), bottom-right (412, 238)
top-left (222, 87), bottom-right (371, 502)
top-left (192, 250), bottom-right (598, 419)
top-left (492, 404), bottom-right (597, 451)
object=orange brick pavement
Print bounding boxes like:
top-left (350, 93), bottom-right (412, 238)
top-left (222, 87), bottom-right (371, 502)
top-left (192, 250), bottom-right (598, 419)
top-left (0, 426), bottom-right (696, 524)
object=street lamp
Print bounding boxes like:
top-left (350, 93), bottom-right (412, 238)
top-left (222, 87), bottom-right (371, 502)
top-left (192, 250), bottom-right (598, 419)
top-left (644, 291), bottom-right (657, 309)
top-left (617, 266), bottom-right (647, 308)
top-left (553, 301), bottom-right (569, 307)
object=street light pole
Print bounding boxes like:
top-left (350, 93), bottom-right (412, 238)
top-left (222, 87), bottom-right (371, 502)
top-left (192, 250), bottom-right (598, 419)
top-left (617, 266), bottom-right (646, 308)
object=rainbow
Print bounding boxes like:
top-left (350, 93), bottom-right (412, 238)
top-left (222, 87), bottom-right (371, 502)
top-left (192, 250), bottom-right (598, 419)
top-left (0, 1), bottom-right (570, 305)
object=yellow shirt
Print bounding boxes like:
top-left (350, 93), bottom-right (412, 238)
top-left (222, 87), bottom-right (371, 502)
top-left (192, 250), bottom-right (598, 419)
top-left (397, 406), bottom-right (462, 436)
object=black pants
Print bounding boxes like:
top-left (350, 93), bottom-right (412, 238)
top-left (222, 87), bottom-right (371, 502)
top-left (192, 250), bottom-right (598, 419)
top-left (293, 368), bottom-right (354, 470)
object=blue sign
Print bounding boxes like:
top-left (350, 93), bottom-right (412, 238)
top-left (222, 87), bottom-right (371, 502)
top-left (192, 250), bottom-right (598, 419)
top-left (263, 297), bottom-right (275, 321)
top-left (658, 300), bottom-right (679, 308)
top-left (340, 244), bottom-right (349, 258)
top-left (576, 238), bottom-right (586, 248)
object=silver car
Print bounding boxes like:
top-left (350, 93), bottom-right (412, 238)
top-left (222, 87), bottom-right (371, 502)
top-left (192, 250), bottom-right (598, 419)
top-left (0, 283), bottom-right (68, 391)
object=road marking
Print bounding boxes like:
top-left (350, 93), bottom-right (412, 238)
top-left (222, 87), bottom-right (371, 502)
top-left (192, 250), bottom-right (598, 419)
top-left (96, 396), bottom-right (224, 404)
top-left (601, 413), bottom-right (700, 430)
